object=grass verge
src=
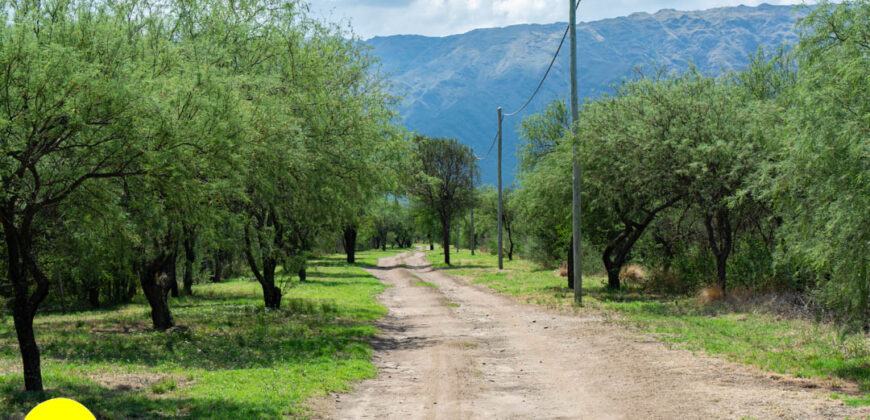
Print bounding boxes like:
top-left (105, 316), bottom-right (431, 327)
top-left (425, 245), bottom-right (870, 405)
top-left (0, 249), bottom-right (393, 419)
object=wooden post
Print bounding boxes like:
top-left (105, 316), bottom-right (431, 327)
top-left (470, 152), bottom-right (476, 256)
top-left (497, 107), bottom-right (504, 270)
top-left (570, 0), bottom-right (583, 305)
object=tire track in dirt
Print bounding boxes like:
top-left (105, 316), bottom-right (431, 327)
top-left (318, 250), bottom-right (870, 419)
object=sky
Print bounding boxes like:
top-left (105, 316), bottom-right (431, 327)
top-left (306, 0), bottom-right (809, 39)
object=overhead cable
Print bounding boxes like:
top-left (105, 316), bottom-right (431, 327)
top-left (480, 0), bottom-right (582, 159)
top-left (503, 0), bottom-right (581, 117)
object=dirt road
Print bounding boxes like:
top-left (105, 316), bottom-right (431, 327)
top-left (319, 250), bottom-right (869, 419)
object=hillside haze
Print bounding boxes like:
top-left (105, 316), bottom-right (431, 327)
top-left (367, 3), bottom-right (804, 185)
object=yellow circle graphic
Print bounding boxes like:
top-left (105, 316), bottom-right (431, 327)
top-left (25, 398), bottom-right (96, 420)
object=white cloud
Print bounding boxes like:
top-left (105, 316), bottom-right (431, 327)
top-left (306, 0), bottom-right (812, 38)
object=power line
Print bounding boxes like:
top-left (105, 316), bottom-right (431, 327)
top-left (477, 130), bottom-right (499, 161)
top-left (480, 0), bottom-right (581, 162)
top-left (504, 25), bottom-right (569, 117)
top-left (503, 0), bottom-right (581, 118)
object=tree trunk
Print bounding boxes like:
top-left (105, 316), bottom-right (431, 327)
top-left (704, 209), bottom-right (733, 296)
top-left (87, 286), bottom-right (100, 309)
top-left (168, 254), bottom-right (179, 298)
top-left (182, 230), bottom-right (196, 295)
top-left (602, 242), bottom-right (624, 290)
top-left (429, 233), bottom-right (434, 251)
top-left (505, 220), bottom-right (514, 261)
top-left (601, 244), bottom-right (626, 291)
top-left (601, 208), bottom-right (666, 291)
top-left (263, 286), bottom-right (281, 309)
top-left (343, 226), bottom-right (357, 264)
top-left (140, 254), bottom-right (174, 330)
top-left (183, 258), bottom-right (194, 296)
top-left (567, 237), bottom-right (574, 289)
top-left (604, 260), bottom-right (621, 291)
top-left (441, 219), bottom-right (451, 265)
top-left (4, 218), bottom-right (51, 392)
top-left (212, 251), bottom-right (225, 283)
top-left (262, 261), bottom-right (282, 309)
top-left (12, 306), bottom-right (42, 392)
top-left (715, 253), bottom-right (728, 293)
top-left (653, 230), bottom-right (675, 273)
top-left (243, 226), bottom-right (282, 308)
top-left (298, 268), bottom-right (307, 282)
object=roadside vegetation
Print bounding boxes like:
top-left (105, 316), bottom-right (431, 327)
top-left (0, 250), bottom-right (392, 418)
top-left (461, 0), bottom-right (868, 335)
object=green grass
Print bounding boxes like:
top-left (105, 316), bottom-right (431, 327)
top-left (425, 245), bottom-right (575, 309)
top-left (0, 249), bottom-right (392, 419)
top-left (411, 279), bottom-right (438, 289)
top-left (351, 247), bottom-right (413, 268)
top-left (831, 393), bottom-right (870, 407)
top-left (426, 245), bottom-right (870, 402)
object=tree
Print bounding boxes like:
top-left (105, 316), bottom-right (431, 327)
top-left (767, 0), bottom-right (869, 329)
top-left (674, 75), bottom-right (768, 295)
top-left (518, 99), bottom-right (569, 172)
top-left (412, 204), bottom-right (440, 251)
top-left (342, 221), bottom-right (360, 263)
top-left (0, 0), bottom-right (160, 391)
top-left (514, 145), bottom-right (572, 269)
top-left (408, 136), bottom-right (477, 265)
top-left (120, 0), bottom-right (246, 329)
top-left (478, 186), bottom-right (518, 260)
top-left (390, 202), bottom-right (416, 249)
top-left (571, 69), bottom-right (769, 292)
top-left (516, 100), bottom-right (573, 283)
top-left (341, 127), bottom-right (409, 263)
top-left (214, 1), bottom-right (399, 309)
top-left (573, 74), bottom-right (695, 289)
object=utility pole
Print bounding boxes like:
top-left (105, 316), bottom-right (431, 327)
top-left (470, 151), bottom-right (475, 256)
top-left (497, 107), bottom-right (504, 270)
top-left (570, 0), bottom-right (583, 305)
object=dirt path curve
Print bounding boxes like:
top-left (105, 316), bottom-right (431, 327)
top-left (318, 250), bottom-right (869, 419)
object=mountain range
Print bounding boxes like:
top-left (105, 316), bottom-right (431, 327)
top-left (366, 3), bottom-right (807, 185)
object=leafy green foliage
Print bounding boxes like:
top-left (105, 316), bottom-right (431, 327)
top-left (408, 136), bottom-right (477, 265)
top-left (514, 129), bottom-right (572, 266)
top-left (0, 0), bottom-right (403, 391)
top-left (765, 0), bottom-right (870, 330)
top-left (509, 1), bottom-right (865, 331)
